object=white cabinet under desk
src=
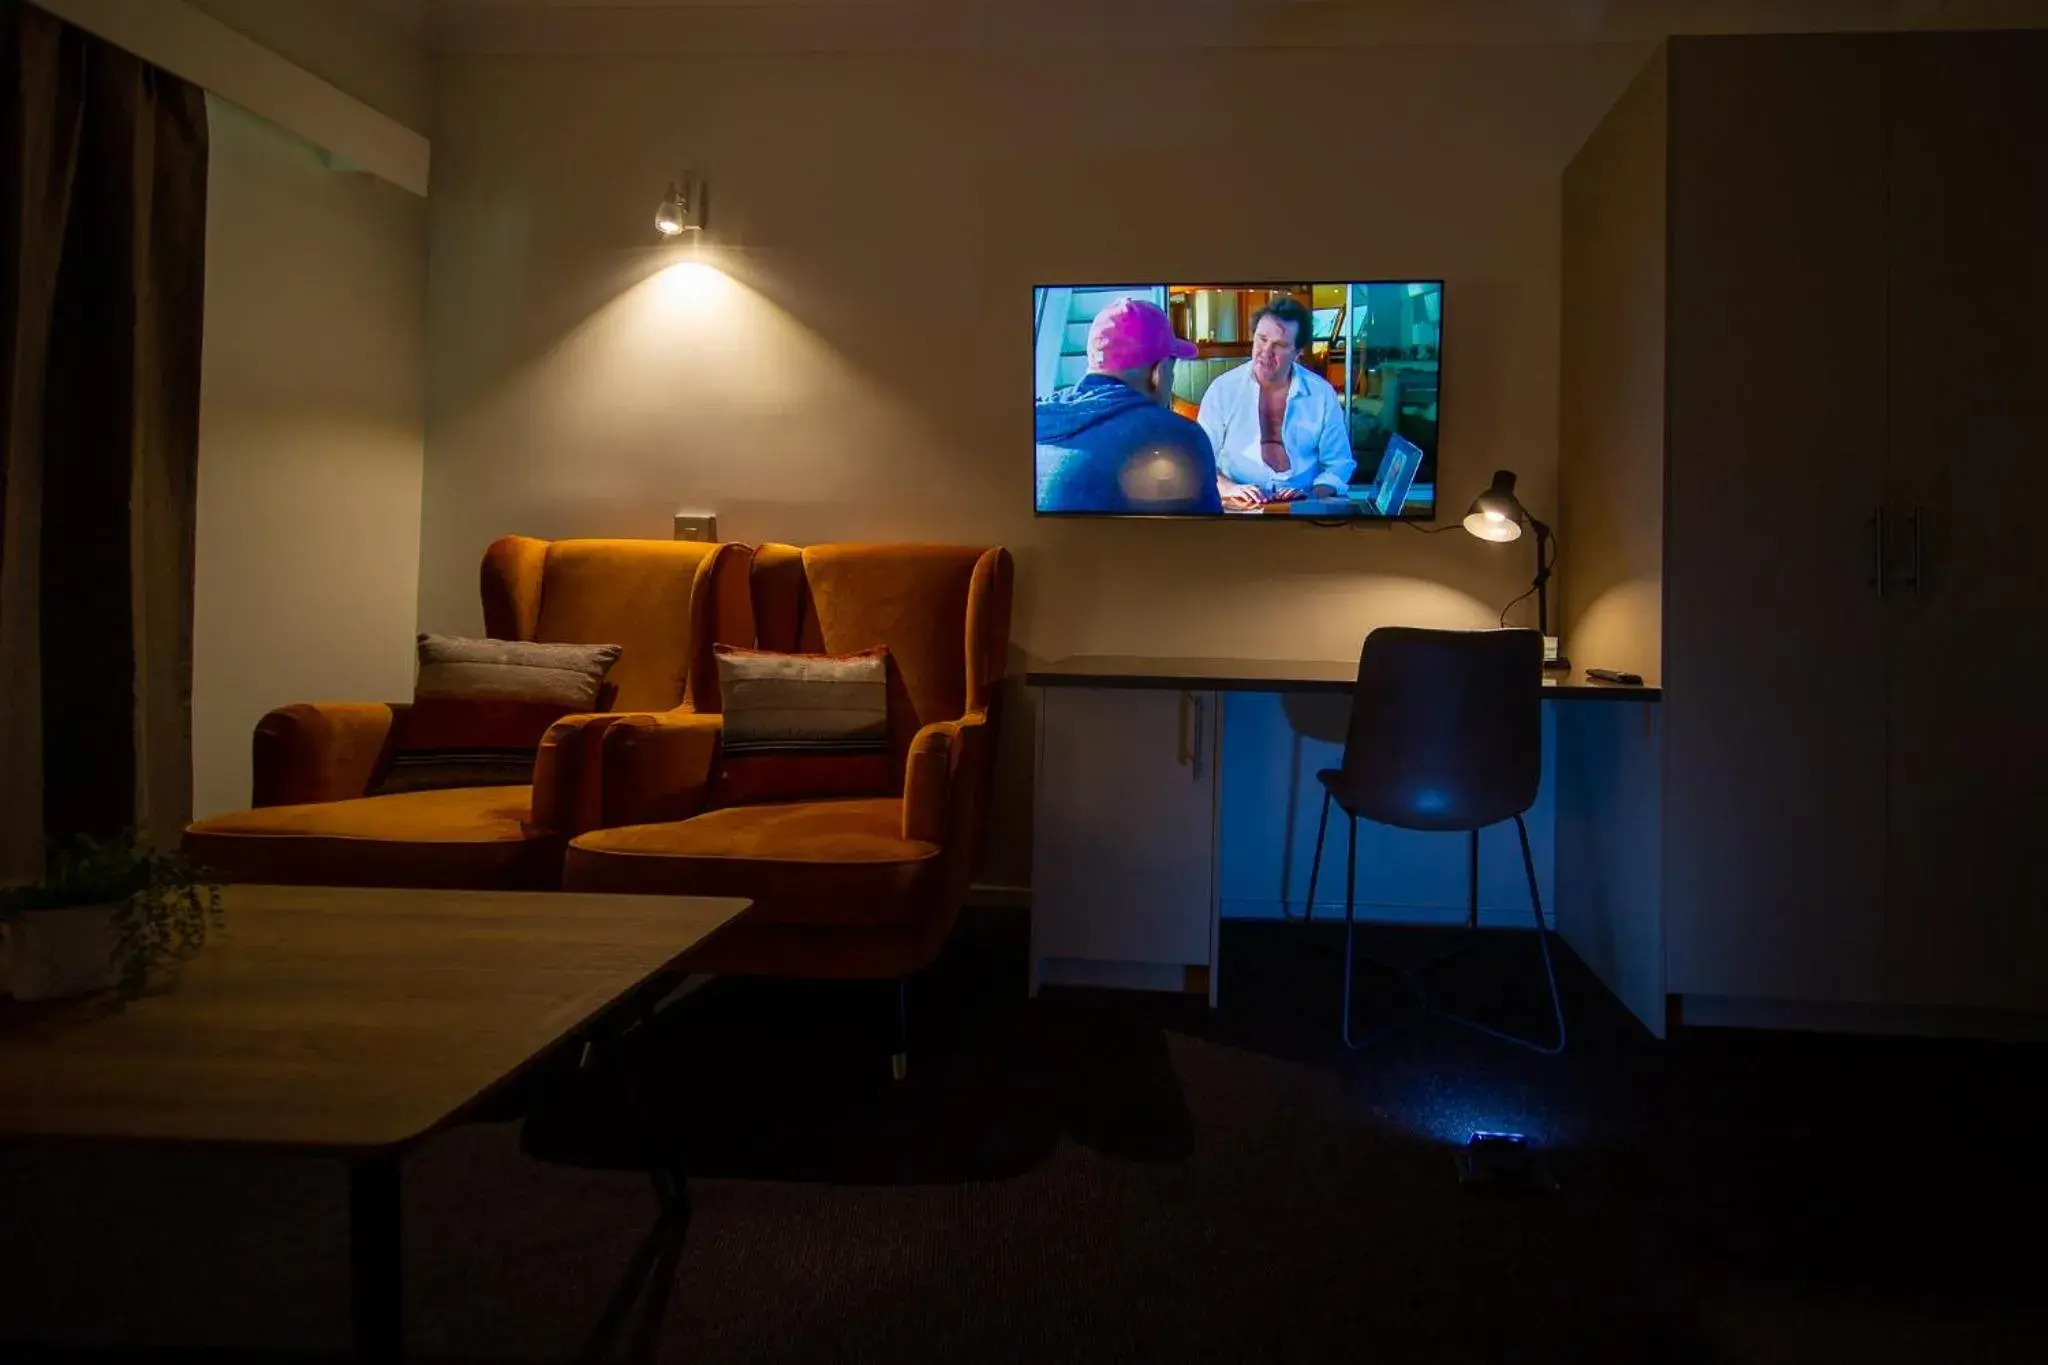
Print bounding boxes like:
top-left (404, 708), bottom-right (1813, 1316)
top-left (1030, 684), bottom-right (1221, 1002)
top-left (1026, 656), bottom-right (1664, 1024)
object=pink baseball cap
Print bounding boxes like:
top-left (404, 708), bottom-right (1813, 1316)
top-left (1087, 298), bottom-right (1198, 371)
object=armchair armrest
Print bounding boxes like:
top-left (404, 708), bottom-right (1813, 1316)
top-left (598, 711), bottom-right (725, 829)
top-left (532, 711), bottom-right (650, 838)
top-left (252, 702), bottom-right (408, 807)
top-left (902, 710), bottom-right (990, 845)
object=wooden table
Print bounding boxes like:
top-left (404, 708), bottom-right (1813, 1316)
top-left (0, 884), bottom-right (750, 1361)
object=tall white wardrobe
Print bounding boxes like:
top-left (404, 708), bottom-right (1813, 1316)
top-left (1558, 32), bottom-right (2048, 1034)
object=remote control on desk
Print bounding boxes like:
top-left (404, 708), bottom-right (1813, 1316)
top-left (1585, 668), bottom-right (1644, 686)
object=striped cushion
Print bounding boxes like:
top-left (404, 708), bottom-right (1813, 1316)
top-left (414, 634), bottom-right (621, 708)
top-left (711, 645), bottom-right (891, 805)
top-left (377, 635), bottom-right (622, 794)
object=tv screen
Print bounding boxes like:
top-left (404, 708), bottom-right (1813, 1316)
top-left (1033, 281), bottom-right (1442, 520)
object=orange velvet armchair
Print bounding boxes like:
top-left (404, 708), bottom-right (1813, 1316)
top-left (184, 536), bottom-right (755, 890)
top-left (563, 543), bottom-right (1014, 1065)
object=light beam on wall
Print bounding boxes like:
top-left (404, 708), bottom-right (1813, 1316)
top-left (653, 260), bottom-right (730, 308)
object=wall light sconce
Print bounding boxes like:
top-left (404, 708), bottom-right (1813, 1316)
top-left (654, 173), bottom-right (708, 239)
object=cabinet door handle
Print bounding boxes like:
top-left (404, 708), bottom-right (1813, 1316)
top-left (1869, 508), bottom-right (1887, 596)
top-left (1177, 691), bottom-right (1192, 767)
top-left (1189, 695), bottom-right (1205, 781)
top-left (1904, 506), bottom-right (1923, 594)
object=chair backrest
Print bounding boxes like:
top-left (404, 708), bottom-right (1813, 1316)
top-left (752, 542), bottom-right (1014, 780)
top-left (479, 537), bottom-right (755, 712)
top-left (1329, 626), bottom-right (1543, 832)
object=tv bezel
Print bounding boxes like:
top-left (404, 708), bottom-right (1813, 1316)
top-left (1030, 276), bottom-right (1447, 525)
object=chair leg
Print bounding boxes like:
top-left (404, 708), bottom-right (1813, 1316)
top-left (890, 977), bottom-right (909, 1082)
top-left (1515, 813), bottom-right (1568, 1055)
top-left (1467, 830), bottom-right (1480, 932)
top-left (1293, 788), bottom-right (1331, 925)
top-left (1420, 828), bottom-right (1483, 971)
top-left (1340, 813), bottom-right (1360, 1046)
top-left (1411, 831), bottom-right (1479, 976)
top-left (1332, 812), bottom-right (1424, 1051)
top-left (1429, 815), bottom-right (1566, 1055)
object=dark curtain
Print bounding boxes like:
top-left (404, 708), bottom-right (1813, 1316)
top-left (1, 0), bottom-right (208, 877)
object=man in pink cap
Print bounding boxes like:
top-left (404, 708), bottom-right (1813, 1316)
top-left (1035, 297), bottom-right (1222, 515)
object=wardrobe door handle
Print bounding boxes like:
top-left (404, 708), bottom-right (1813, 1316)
top-left (1189, 695), bottom-right (1205, 781)
top-left (1177, 691), bottom-right (1192, 767)
top-left (1905, 507), bottom-right (1923, 594)
top-left (1869, 508), bottom-right (1887, 596)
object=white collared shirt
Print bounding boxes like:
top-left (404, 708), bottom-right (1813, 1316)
top-left (1195, 360), bottom-right (1357, 495)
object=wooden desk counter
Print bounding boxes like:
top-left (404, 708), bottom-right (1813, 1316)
top-left (1024, 654), bottom-right (1663, 1029)
top-left (1025, 654), bottom-right (1661, 701)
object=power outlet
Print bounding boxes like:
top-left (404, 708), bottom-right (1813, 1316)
top-left (673, 512), bottom-right (717, 543)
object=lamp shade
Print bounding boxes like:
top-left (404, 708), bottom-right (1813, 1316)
top-left (1463, 469), bottom-right (1528, 543)
top-left (655, 182), bottom-right (691, 237)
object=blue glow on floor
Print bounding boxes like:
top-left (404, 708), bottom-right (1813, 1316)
top-left (1356, 1066), bottom-right (1556, 1148)
top-left (1407, 1101), bottom-right (1549, 1148)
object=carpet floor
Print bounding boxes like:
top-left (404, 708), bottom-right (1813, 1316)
top-left (3, 911), bottom-right (2045, 1363)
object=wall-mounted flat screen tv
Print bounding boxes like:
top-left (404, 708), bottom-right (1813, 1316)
top-left (1033, 280), bottom-right (1443, 520)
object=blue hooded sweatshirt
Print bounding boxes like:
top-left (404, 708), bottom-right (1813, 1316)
top-left (1034, 374), bottom-right (1222, 515)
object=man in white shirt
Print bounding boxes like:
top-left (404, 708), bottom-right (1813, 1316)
top-left (1195, 297), bottom-right (1357, 510)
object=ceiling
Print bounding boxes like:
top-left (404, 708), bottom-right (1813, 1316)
top-left (357, 0), bottom-right (2046, 52)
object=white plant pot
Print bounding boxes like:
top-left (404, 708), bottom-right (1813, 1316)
top-left (6, 902), bottom-right (122, 1002)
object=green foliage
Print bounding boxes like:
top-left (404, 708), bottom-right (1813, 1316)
top-left (2, 833), bottom-right (224, 1001)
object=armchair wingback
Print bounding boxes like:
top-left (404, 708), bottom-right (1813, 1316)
top-left (187, 536), bottom-right (754, 890)
top-left (564, 542), bottom-right (1015, 985)
top-left (754, 542), bottom-right (1011, 785)
top-left (481, 535), bottom-right (751, 713)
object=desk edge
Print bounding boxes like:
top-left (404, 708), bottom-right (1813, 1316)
top-left (1023, 666), bottom-right (1660, 702)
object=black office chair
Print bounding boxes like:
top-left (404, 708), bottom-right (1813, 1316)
top-left (1301, 626), bottom-right (1565, 1053)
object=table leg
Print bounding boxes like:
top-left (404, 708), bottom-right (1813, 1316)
top-left (349, 1154), bottom-right (403, 1361)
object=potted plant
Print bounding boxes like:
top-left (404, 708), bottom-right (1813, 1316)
top-left (2, 834), bottom-right (222, 1003)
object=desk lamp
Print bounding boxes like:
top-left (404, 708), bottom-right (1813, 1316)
top-left (1463, 470), bottom-right (1568, 671)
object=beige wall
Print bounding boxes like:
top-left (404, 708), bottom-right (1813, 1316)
top-left (421, 44), bottom-right (1649, 882)
top-left (192, 100), bottom-right (427, 819)
top-left (1559, 46), bottom-right (1668, 683)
